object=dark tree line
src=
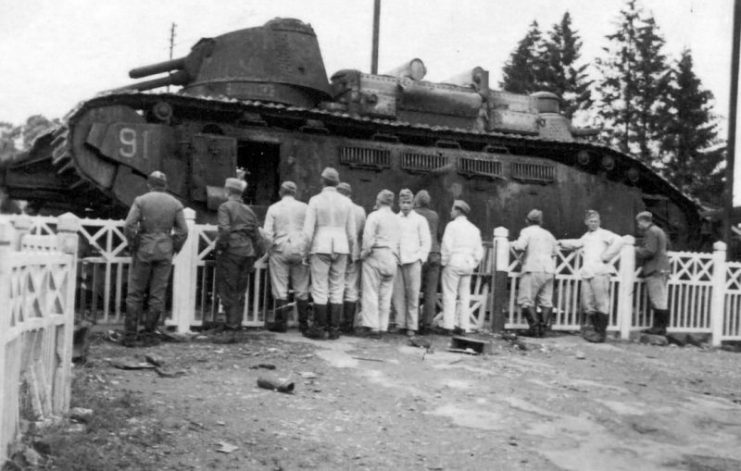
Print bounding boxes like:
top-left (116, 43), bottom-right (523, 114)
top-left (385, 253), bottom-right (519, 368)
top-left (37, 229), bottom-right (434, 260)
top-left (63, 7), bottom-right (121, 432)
top-left (500, 0), bottom-right (725, 207)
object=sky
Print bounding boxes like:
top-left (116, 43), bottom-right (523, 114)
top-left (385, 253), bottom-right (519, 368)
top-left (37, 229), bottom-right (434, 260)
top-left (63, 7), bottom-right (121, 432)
top-left (0, 0), bottom-right (738, 199)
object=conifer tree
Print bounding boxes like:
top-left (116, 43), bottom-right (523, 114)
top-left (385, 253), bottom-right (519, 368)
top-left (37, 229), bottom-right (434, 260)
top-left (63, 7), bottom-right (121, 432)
top-left (501, 21), bottom-right (545, 94)
top-left (594, 0), bottom-right (671, 167)
top-left (661, 49), bottom-right (724, 206)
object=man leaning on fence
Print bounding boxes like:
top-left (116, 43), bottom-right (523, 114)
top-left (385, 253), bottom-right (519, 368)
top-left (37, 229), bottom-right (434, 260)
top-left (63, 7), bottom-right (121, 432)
top-left (123, 171), bottom-right (188, 347)
top-left (440, 200), bottom-right (484, 335)
top-left (511, 209), bottom-right (558, 338)
top-left (558, 210), bottom-right (623, 343)
top-left (215, 177), bottom-right (263, 339)
top-left (635, 211), bottom-right (671, 336)
top-left (263, 181), bottom-right (310, 333)
top-left (302, 167), bottom-right (357, 340)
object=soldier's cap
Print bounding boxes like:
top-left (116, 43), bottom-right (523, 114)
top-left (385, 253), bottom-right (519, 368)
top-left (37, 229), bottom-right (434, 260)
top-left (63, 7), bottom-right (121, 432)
top-left (280, 181), bottom-right (297, 194)
top-left (225, 177), bottom-right (246, 193)
top-left (376, 189), bottom-right (394, 206)
top-left (321, 167), bottom-right (340, 184)
top-left (585, 209), bottom-right (600, 220)
top-left (636, 211), bottom-right (653, 222)
top-left (453, 199), bottom-right (471, 215)
top-left (337, 182), bottom-right (352, 196)
top-left (414, 190), bottom-right (431, 208)
top-left (398, 188), bottom-right (414, 202)
top-left (147, 171), bottom-right (167, 188)
top-left (526, 209), bottom-right (543, 224)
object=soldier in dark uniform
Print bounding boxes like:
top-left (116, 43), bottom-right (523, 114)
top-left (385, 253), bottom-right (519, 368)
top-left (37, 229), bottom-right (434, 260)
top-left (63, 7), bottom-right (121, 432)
top-left (215, 177), bottom-right (263, 337)
top-left (636, 211), bottom-right (671, 336)
top-left (123, 171), bottom-right (188, 347)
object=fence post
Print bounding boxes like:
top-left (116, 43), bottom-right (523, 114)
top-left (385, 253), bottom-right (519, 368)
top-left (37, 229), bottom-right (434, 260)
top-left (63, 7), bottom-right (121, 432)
top-left (490, 227), bottom-right (509, 332)
top-left (0, 220), bottom-right (13, 463)
top-left (11, 215), bottom-right (31, 250)
top-left (710, 241), bottom-right (727, 347)
top-left (172, 208), bottom-right (197, 333)
top-left (54, 213), bottom-right (80, 413)
top-left (616, 235), bottom-right (636, 340)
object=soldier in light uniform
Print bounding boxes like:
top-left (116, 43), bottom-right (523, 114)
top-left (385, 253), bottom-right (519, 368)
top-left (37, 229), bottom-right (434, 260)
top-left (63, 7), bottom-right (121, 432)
top-left (511, 209), bottom-right (558, 337)
top-left (215, 177), bottom-right (262, 336)
top-left (392, 188), bottom-right (431, 336)
top-left (440, 200), bottom-right (484, 335)
top-left (359, 190), bottom-right (401, 336)
top-left (302, 167), bottom-right (357, 340)
top-left (337, 182), bottom-right (366, 333)
top-left (263, 181), bottom-right (310, 333)
top-left (124, 171), bottom-right (188, 347)
top-left (559, 210), bottom-right (623, 343)
top-left (414, 190), bottom-right (442, 335)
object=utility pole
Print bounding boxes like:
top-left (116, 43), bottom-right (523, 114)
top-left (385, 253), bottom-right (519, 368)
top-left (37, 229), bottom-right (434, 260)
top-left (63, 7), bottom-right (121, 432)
top-left (167, 22), bottom-right (177, 92)
top-left (371, 0), bottom-right (380, 74)
top-left (726, 0), bottom-right (740, 245)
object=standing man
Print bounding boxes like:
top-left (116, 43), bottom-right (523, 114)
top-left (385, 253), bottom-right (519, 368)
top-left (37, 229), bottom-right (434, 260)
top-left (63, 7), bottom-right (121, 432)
top-left (359, 190), bottom-right (401, 337)
top-left (123, 171), bottom-right (188, 347)
top-left (635, 211), bottom-right (671, 336)
top-left (511, 209), bottom-right (558, 337)
top-left (337, 182), bottom-right (366, 333)
top-left (440, 200), bottom-right (484, 335)
top-left (263, 181), bottom-right (310, 333)
top-left (215, 177), bottom-right (262, 337)
top-left (559, 210), bottom-right (623, 343)
top-left (302, 167), bottom-right (357, 340)
top-left (414, 190), bottom-right (442, 334)
top-left (392, 189), bottom-right (431, 336)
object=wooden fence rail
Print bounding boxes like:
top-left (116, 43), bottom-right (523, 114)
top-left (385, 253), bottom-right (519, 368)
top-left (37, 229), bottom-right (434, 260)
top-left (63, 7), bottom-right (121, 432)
top-left (0, 214), bottom-right (79, 463)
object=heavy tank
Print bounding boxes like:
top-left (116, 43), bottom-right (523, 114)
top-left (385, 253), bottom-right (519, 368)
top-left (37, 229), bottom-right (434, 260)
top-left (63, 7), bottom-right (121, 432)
top-left (0, 18), bottom-right (707, 249)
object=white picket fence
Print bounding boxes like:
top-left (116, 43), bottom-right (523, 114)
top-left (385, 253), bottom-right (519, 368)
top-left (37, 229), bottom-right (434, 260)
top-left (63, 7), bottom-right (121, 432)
top-left (0, 214), bottom-right (79, 463)
top-left (7, 214), bottom-right (741, 346)
top-left (493, 227), bottom-right (741, 346)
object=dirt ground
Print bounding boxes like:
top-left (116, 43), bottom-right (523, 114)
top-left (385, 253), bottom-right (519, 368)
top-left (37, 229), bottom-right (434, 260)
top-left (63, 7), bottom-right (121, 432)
top-left (34, 330), bottom-right (741, 470)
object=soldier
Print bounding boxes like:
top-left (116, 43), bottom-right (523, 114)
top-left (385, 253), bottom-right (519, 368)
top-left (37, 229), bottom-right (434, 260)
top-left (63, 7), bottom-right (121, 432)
top-left (635, 211), bottom-right (671, 336)
top-left (302, 167), bottom-right (357, 340)
top-left (558, 210), bottom-right (623, 343)
top-left (414, 190), bottom-right (442, 334)
top-left (215, 177), bottom-right (263, 338)
top-left (392, 188), bottom-right (431, 336)
top-left (123, 171), bottom-right (188, 347)
top-left (359, 190), bottom-right (401, 337)
top-left (440, 200), bottom-right (484, 335)
top-left (263, 181), bottom-right (310, 333)
top-left (337, 182), bottom-right (366, 333)
top-left (511, 209), bottom-right (558, 337)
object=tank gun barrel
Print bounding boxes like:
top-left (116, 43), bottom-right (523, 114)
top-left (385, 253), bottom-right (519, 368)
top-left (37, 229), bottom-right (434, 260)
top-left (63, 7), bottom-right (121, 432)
top-left (109, 69), bottom-right (190, 93)
top-left (129, 57), bottom-right (187, 79)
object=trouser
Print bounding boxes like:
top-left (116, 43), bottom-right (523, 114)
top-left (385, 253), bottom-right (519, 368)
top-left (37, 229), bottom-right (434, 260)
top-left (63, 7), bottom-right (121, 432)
top-left (125, 255), bottom-right (172, 334)
top-left (441, 266), bottom-right (472, 332)
top-left (216, 253), bottom-right (255, 329)
top-left (580, 274), bottom-right (611, 314)
top-left (645, 272), bottom-right (669, 310)
top-left (360, 249), bottom-right (397, 331)
top-left (517, 272), bottom-right (554, 309)
top-left (268, 252), bottom-right (310, 301)
top-left (420, 253), bottom-right (441, 327)
top-left (344, 260), bottom-right (362, 302)
top-left (392, 261), bottom-right (422, 331)
top-left (310, 253), bottom-right (348, 305)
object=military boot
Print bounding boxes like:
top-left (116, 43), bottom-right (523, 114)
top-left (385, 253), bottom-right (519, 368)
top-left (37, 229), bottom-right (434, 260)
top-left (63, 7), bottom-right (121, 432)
top-left (582, 313), bottom-right (602, 343)
top-left (341, 301), bottom-right (357, 334)
top-left (328, 303), bottom-right (343, 340)
top-left (296, 299), bottom-right (310, 333)
top-left (540, 307), bottom-right (553, 338)
top-left (267, 299), bottom-right (289, 333)
top-left (122, 305), bottom-right (141, 347)
top-left (305, 304), bottom-right (327, 340)
top-left (521, 306), bottom-right (538, 337)
top-left (594, 312), bottom-right (609, 342)
top-left (642, 309), bottom-right (668, 336)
